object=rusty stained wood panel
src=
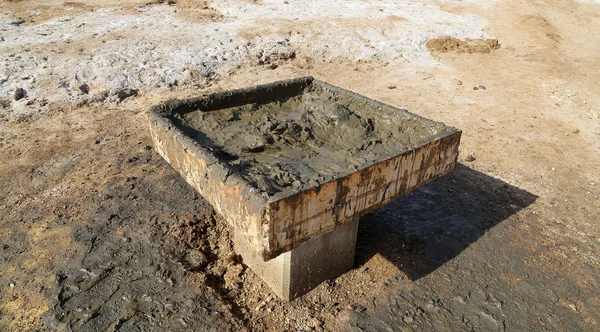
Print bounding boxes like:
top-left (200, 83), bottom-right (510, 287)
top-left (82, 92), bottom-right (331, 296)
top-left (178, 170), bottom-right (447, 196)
top-left (148, 115), bottom-right (271, 253)
top-left (150, 111), bottom-right (460, 261)
top-left (150, 113), bottom-right (460, 261)
top-left (266, 131), bottom-right (461, 258)
top-left (147, 77), bottom-right (462, 260)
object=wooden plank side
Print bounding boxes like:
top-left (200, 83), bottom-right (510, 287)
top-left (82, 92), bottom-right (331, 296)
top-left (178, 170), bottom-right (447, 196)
top-left (267, 180), bottom-right (339, 258)
top-left (266, 131), bottom-right (461, 259)
top-left (148, 116), bottom-right (270, 254)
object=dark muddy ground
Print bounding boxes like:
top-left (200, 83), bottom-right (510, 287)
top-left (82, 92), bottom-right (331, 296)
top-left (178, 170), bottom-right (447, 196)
top-left (1, 101), bottom-right (598, 331)
top-left (2, 0), bottom-right (600, 330)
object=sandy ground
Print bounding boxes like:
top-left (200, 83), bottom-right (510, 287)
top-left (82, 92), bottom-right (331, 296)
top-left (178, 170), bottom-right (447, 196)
top-left (1, 0), bottom-right (599, 331)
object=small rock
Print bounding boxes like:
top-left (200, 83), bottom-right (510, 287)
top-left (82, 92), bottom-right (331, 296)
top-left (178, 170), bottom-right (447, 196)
top-left (465, 153), bottom-right (476, 162)
top-left (477, 85), bottom-right (487, 90)
top-left (564, 299), bottom-right (578, 312)
top-left (186, 249), bottom-right (208, 270)
top-left (14, 88), bottom-right (27, 101)
top-left (572, 129), bottom-right (580, 134)
top-left (243, 135), bottom-right (267, 152)
top-left (10, 18), bottom-right (25, 26)
top-left (348, 303), bottom-right (367, 313)
top-left (308, 317), bottom-right (321, 328)
top-left (551, 167), bottom-right (556, 171)
top-left (0, 98), bottom-right (10, 109)
top-left (211, 264), bottom-right (227, 277)
top-left (457, 80), bottom-right (463, 85)
top-left (115, 88), bottom-right (138, 102)
top-left (79, 84), bottom-right (90, 94)
top-left (0, 36), bottom-right (5, 42)
top-left (387, 85), bottom-right (397, 89)
top-left (255, 301), bottom-right (266, 311)
top-left (224, 263), bottom-right (244, 288)
top-left (91, 90), bottom-right (110, 103)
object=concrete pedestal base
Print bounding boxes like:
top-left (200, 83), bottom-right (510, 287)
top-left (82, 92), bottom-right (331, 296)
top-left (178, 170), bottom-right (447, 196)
top-left (234, 218), bottom-right (359, 301)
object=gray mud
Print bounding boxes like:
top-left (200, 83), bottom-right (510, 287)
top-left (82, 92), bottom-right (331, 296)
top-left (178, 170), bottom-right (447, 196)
top-left (2, 104), bottom-right (598, 331)
top-left (180, 86), bottom-right (447, 196)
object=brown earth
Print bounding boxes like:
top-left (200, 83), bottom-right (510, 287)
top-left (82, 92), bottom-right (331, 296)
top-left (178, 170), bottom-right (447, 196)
top-left (0, 0), bottom-right (221, 24)
top-left (426, 37), bottom-right (500, 54)
top-left (1, 0), bottom-right (600, 331)
top-left (165, 0), bottom-right (223, 22)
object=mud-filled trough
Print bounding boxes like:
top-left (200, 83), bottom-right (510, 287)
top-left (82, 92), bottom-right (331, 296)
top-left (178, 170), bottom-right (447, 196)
top-left (148, 77), bottom-right (461, 300)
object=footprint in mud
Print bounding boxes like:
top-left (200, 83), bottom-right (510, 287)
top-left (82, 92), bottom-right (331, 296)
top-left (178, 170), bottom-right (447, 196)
top-left (53, 240), bottom-right (218, 331)
top-left (47, 170), bottom-right (243, 331)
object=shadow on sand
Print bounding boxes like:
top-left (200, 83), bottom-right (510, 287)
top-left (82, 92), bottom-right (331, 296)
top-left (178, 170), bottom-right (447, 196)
top-left (355, 164), bottom-right (537, 280)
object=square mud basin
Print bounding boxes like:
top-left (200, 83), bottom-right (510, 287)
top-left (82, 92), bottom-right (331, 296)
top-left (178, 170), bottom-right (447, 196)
top-left (148, 77), bottom-right (461, 301)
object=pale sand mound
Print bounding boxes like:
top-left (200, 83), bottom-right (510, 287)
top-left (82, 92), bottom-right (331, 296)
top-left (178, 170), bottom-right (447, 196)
top-left (426, 37), bottom-right (500, 54)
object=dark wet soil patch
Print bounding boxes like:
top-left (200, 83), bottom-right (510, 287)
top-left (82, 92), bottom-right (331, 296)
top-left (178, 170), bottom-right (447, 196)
top-left (179, 86), bottom-right (447, 196)
top-left (426, 37), bottom-right (500, 54)
top-left (44, 150), bottom-right (248, 331)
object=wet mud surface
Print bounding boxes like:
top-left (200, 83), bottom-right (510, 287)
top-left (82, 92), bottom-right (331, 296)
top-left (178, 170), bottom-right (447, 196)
top-left (39, 150), bottom-right (247, 331)
top-left (51, 174), bottom-right (236, 331)
top-left (2, 0), bottom-right (600, 330)
top-left (351, 167), bottom-right (598, 331)
top-left (179, 85), bottom-right (448, 196)
top-left (0, 103), bottom-right (599, 331)
top-left (44, 160), bottom-right (599, 332)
